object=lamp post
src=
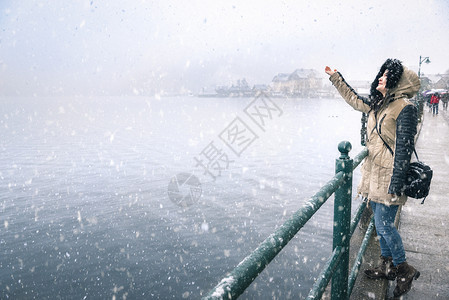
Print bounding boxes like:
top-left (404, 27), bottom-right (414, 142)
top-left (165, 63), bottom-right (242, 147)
top-left (417, 55), bottom-right (431, 120)
top-left (418, 55), bottom-right (431, 79)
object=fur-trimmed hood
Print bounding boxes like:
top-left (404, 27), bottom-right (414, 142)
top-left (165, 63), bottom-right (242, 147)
top-left (389, 66), bottom-right (420, 99)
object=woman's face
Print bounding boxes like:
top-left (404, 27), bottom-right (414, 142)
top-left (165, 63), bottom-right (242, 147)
top-left (376, 70), bottom-right (388, 95)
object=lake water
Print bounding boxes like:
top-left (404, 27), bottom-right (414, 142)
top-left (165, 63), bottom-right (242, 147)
top-left (0, 95), bottom-right (365, 299)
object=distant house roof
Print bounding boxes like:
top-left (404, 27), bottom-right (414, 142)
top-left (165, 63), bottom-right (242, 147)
top-left (433, 76), bottom-right (449, 89)
top-left (272, 68), bottom-right (322, 83)
top-left (427, 74), bottom-right (442, 83)
top-left (272, 73), bottom-right (290, 82)
top-left (288, 68), bottom-right (319, 80)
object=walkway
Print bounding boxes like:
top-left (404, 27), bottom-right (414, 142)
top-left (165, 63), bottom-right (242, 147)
top-left (385, 107), bottom-right (449, 299)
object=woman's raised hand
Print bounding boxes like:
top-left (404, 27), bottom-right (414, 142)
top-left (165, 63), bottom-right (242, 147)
top-left (325, 66), bottom-right (336, 76)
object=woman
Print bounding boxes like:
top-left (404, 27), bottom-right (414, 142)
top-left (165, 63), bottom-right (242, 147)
top-left (325, 59), bottom-right (420, 298)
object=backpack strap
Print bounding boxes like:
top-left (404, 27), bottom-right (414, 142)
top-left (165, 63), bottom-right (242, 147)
top-left (412, 148), bottom-right (420, 162)
top-left (374, 112), bottom-right (394, 156)
top-left (421, 197), bottom-right (426, 205)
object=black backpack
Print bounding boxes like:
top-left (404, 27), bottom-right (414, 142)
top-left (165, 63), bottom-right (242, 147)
top-left (404, 159), bottom-right (433, 203)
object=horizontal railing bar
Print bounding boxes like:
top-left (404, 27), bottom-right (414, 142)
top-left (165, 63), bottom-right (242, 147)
top-left (349, 199), bottom-right (368, 237)
top-left (352, 147), bottom-right (368, 171)
top-left (203, 171), bottom-right (346, 299)
top-left (306, 246), bottom-right (343, 300)
top-left (347, 216), bottom-right (375, 295)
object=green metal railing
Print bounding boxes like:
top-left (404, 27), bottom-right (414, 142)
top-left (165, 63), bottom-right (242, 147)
top-left (204, 141), bottom-right (372, 300)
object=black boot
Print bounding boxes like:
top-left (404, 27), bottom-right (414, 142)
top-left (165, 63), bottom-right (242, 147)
top-left (364, 256), bottom-right (397, 280)
top-left (393, 261), bottom-right (420, 297)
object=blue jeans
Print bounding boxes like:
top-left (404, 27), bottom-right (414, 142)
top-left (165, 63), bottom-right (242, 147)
top-left (370, 202), bottom-right (406, 266)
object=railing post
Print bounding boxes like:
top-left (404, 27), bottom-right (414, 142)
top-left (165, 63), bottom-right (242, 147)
top-left (331, 141), bottom-right (353, 300)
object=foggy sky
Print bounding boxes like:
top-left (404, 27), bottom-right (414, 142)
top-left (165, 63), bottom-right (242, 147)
top-left (1, 0), bottom-right (448, 96)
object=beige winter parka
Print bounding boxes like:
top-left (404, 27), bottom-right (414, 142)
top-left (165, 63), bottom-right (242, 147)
top-left (329, 67), bottom-right (420, 205)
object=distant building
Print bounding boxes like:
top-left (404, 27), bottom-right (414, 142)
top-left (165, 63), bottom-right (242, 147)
top-left (433, 75), bottom-right (449, 90)
top-left (420, 76), bottom-right (432, 91)
top-left (271, 69), bottom-right (322, 97)
top-left (216, 78), bottom-right (253, 97)
top-left (271, 73), bottom-right (291, 95)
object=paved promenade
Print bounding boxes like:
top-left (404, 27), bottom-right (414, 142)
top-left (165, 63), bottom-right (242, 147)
top-left (385, 107), bottom-right (449, 299)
